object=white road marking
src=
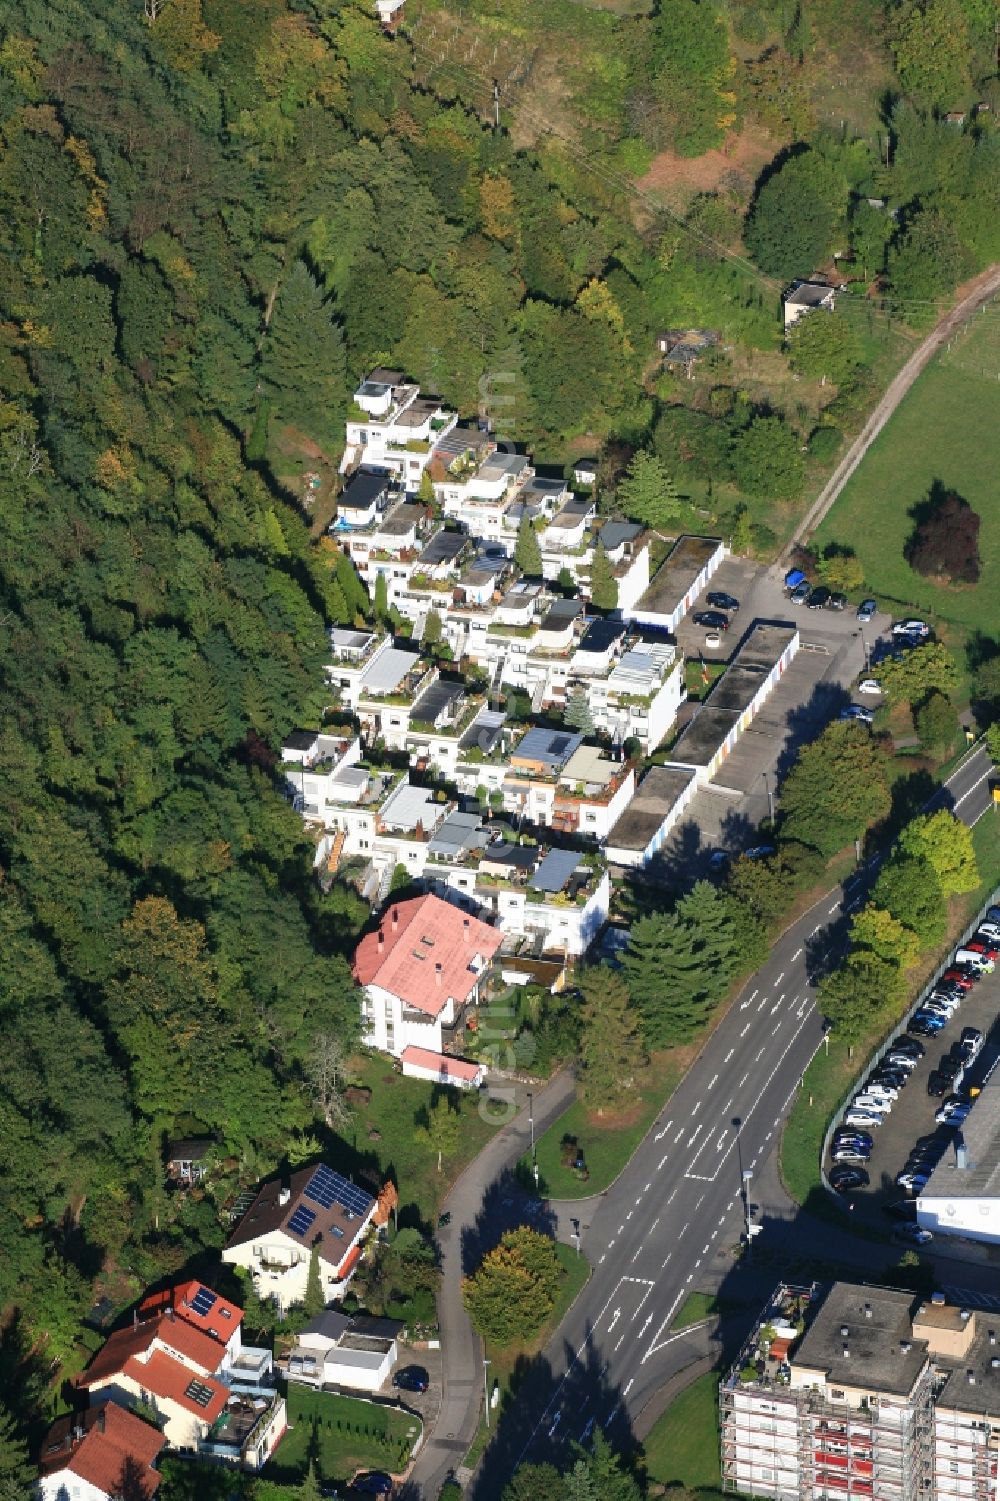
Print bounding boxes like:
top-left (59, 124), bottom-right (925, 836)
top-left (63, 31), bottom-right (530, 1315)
top-left (659, 1154), bottom-right (669, 1169)
top-left (792, 947), bottom-right (803, 960)
top-left (756, 1047), bottom-right (765, 1061)
top-left (644, 1182), bottom-right (651, 1193)
top-left (650, 1216), bottom-right (661, 1231)
top-left (757, 994), bottom-right (768, 1012)
top-left (828, 901), bottom-right (839, 914)
top-left (725, 1048), bottom-right (734, 1062)
top-left (741, 990), bottom-right (758, 1011)
top-left (692, 1100), bottom-right (702, 1116)
top-left (708, 1073), bottom-right (719, 1089)
top-left (623, 1378), bottom-right (634, 1397)
top-left (674, 1127), bottom-right (686, 1143)
top-left (678, 1221), bottom-right (689, 1237)
top-left (686, 1124), bottom-right (703, 1148)
top-left (741, 1022), bottom-right (751, 1037)
top-left (654, 1118), bottom-right (673, 1142)
top-left (953, 766), bottom-right (993, 811)
top-left (811, 924), bottom-right (821, 936)
top-left (608, 1308), bottom-right (622, 1332)
top-left (637, 1313), bottom-right (654, 1339)
top-left (739, 1072), bottom-right (749, 1087)
top-left (615, 1332), bottom-right (626, 1351)
top-left (775, 971), bottom-right (785, 983)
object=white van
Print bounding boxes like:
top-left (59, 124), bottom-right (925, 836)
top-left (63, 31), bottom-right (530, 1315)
top-left (955, 948), bottom-right (995, 972)
top-left (853, 1094), bottom-right (892, 1115)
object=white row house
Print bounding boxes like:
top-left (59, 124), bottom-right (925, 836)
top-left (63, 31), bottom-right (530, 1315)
top-left (342, 370), bottom-right (458, 493)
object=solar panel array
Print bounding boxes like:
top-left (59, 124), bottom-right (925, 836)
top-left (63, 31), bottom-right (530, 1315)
top-left (287, 1204), bottom-right (317, 1239)
top-left (304, 1165), bottom-right (372, 1218)
top-left (185, 1379), bottom-right (217, 1409)
top-left (190, 1286), bottom-right (218, 1317)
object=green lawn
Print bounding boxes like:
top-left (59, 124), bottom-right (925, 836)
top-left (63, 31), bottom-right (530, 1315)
top-left (642, 1370), bottom-right (723, 1491)
top-left (527, 1050), bottom-right (684, 1199)
top-left (815, 316), bottom-right (1000, 639)
top-left (671, 1291), bottom-right (748, 1331)
top-left (346, 1054), bottom-right (499, 1223)
top-left (780, 810), bottom-right (1000, 1211)
top-left (269, 1387), bottom-right (419, 1487)
top-left (464, 1241), bottom-right (591, 1468)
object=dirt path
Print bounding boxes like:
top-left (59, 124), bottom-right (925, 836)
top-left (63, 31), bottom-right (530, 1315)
top-left (782, 262), bottom-right (1000, 560)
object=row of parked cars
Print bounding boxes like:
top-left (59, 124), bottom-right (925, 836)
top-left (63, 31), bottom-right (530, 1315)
top-left (828, 908), bottom-right (1000, 1214)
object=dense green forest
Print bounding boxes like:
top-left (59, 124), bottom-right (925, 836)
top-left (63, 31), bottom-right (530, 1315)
top-left (2, 0), bottom-right (1000, 1451)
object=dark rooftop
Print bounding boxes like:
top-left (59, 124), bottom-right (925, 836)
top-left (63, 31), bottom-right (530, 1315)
top-left (458, 709), bottom-right (507, 756)
top-left (283, 730), bottom-right (317, 753)
top-left (411, 679), bottom-right (464, 726)
top-left (530, 848), bottom-right (582, 893)
top-left (510, 727), bottom-right (583, 770)
top-left (480, 841), bottom-right (539, 872)
top-left (671, 706), bottom-right (741, 767)
top-left (607, 765), bottom-right (696, 852)
top-left (578, 618), bottom-right (627, 655)
top-left (341, 471), bottom-right (390, 509)
top-left (597, 521), bottom-right (643, 553)
top-left (421, 530), bottom-right (468, 567)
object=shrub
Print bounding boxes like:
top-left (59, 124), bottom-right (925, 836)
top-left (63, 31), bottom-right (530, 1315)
top-left (906, 489), bottom-right (981, 583)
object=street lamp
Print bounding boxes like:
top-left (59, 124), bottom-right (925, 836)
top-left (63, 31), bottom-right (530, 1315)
top-left (571, 1218), bottom-right (582, 1258)
top-left (527, 1091), bottom-right (534, 1156)
top-left (483, 1352), bottom-right (492, 1428)
top-left (742, 1169), bottom-right (754, 1243)
top-left (761, 770), bottom-right (775, 825)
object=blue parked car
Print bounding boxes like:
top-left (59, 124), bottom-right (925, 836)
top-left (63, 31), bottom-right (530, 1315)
top-left (785, 568), bottom-right (807, 591)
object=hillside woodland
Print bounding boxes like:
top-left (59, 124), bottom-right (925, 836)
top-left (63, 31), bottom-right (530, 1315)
top-left (0, 0), bottom-right (997, 1440)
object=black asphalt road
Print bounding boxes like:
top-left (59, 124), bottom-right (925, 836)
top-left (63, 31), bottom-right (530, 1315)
top-left (461, 743), bottom-right (996, 1496)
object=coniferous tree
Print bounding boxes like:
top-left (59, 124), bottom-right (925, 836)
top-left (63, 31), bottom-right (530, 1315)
top-left (564, 688), bottom-right (596, 735)
top-left (515, 512), bottom-right (543, 576)
top-left (0, 1406), bottom-right (33, 1501)
top-left (304, 1243), bottom-right (325, 1317)
top-left (577, 967), bottom-right (646, 1110)
top-left (262, 260), bottom-right (347, 451)
top-left (589, 546), bottom-right (618, 610)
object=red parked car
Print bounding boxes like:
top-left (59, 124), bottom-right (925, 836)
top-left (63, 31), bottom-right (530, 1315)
top-left (941, 969), bottom-right (976, 990)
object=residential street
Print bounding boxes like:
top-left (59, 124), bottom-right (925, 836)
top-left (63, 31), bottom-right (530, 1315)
top-left (407, 742), bottom-right (997, 1499)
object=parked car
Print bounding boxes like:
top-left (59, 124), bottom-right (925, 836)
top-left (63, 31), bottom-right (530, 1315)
top-left (909, 1018), bottom-right (946, 1037)
top-left (976, 923), bottom-right (1000, 942)
top-left (862, 1081), bottom-right (898, 1100)
top-left (857, 599), bottom-right (878, 622)
top-left (895, 1037), bottom-right (926, 1058)
top-left (885, 1051), bottom-right (919, 1071)
top-left (940, 968), bottom-right (976, 989)
top-left (830, 1166), bottom-right (870, 1193)
top-left (839, 705), bottom-right (874, 725)
top-left (790, 580), bottom-right (812, 605)
top-left (843, 1110), bottom-right (884, 1129)
top-left (857, 678), bottom-right (883, 696)
top-left (955, 948), bottom-right (995, 973)
top-left (894, 1224), bottom-right (934, 1246)
top-left (351, 1474), bottom-right (394, 1497)
top-left (892, 619), bottom-right (930, 639)
top-left (923, 997), bottom-right (960, 1018)
top-left (808, 586), bottom-right (832, 609)
top-left (966, 939), bottom-right (1000, 961)
top-left (883, 1199), bottom-right (918, 1222)
top-left (854, 1095), bottom-right (893, 1115)
top-left (833, 1147), bottom-right (871, 1164)
top-left (704, 631), bottom-right (722, 649)
top-left (745, 845), bottom-right (777, 860)
top-left (393, 1365), bottom-right (430, 1394)
top-left (707, 591), bottom-right (740, 612)
top-left (896, 1169), bottom-right (930, 1192)
top-left (694, 610), bottom-right (730, 631)
top-left (984, 906), bottom-right (1000, 926)
top-left (960, 1028), bottom-right (984, 1060)
top-left (834, 1130), bottom-right (874, 1149)
top-left (828, 592), bottom-right (848, 611)
top-left (785, 568), bottom-right (807, 590)
top-left (927, 1071), bottom-right (949, 1097)
top-left (938, 1054), bottom-right (965, 1085)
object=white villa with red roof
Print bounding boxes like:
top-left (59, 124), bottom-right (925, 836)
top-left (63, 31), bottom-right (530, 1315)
top-left (352, 894), bottom-right (502, 1070)
top-left (35, 1404), bottom-right (164, 1501)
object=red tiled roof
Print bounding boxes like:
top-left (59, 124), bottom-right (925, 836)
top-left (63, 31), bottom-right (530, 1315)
top-left (353, 895), bottom-right (501, 1017)
top-left (139, 1281), bottom-right (243, 1344)
top-left (123, 1350), bottom-right (228, 1423)
top-left (38, 1403), bottom-right (163, 1497)
top-left (401, 1045), bottom-right (483, 1082)
top-left (80, 1312), bottom-right (224, 1388)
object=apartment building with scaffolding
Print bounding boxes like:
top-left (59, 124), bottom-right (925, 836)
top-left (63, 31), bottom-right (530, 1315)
top-left (720, 1281), bottom-right (1000, 1501)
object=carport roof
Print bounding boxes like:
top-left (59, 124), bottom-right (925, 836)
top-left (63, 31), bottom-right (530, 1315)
top-left (634, 535), bottom-right (723, 617)
top-left (671, 707), bottom-right (741, 766)
top-left (607, 765), bottom-right (696, 851)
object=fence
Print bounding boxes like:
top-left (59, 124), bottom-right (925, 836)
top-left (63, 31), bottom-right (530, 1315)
top-left (820, 885), bottom-right (1000, 1193)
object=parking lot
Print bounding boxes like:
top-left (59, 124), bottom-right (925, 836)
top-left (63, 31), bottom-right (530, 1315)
top-left (659, 560), bottom-right (894, 867)
top-left (825, 955), bottom-right (1000, 1227)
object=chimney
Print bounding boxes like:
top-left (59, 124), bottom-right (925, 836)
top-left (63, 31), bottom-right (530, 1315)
top-left (391, 907), bottom-right (399, 931)
top-left (842, 1346), bottom-right (850, 1359)
top-left (840, 1325), bottom-right (850, 1337)
top-left (278, 1185), bottom-right (291, 1207)
top-left (463, 917), bottom-right (471, 942)
top-left (864, 1304), bottom-right (872, 1320)
top-left (97, 1407), bottom-right (106, 1435)
top-left (435, 962), bottom-right (443, 985)
top-left (989, 1331), bottom-right (996, 1346)
top-left (957, 1143), bottom-right (969, 1170)
top-left (968, 1369), bottom-right (976, 1384)
top-left (377, 929), bottom-right (385, 954)
top-left (72, 1421), bottom-right (84, 1445)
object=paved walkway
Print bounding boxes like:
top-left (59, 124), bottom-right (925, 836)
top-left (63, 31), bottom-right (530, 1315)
top-left (406, 1068), bottom-right (576, 1499)
top-left (782, 262), bottom-right (1000, 559)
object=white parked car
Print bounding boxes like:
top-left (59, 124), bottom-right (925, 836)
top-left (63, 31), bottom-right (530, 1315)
top-left (892, 619), bottom-right (930, 638)
top-left (704, 631), bottom-right (722, 650)
top-left (857, 679), bottom-right (882, 696)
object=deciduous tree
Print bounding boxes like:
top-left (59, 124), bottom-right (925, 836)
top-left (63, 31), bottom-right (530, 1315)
top-left (787, 313), bottom-right (863, 388)
top-left (877, 642), bottom-right (958, 707)
top-left (589, 545), bottom-right (618, 610)
top-left (418, 1095), bottom-right (462, 1172)
top-left (898, 810), bottom-right (978, 895)
top-left (463, 1228), bottom-right (564, 1346)
top-left (745, 151), bottom-right (848, 279)
top-left (906, 491), bottom-right (981, 584)
top-left (873, 853), bottom-right (947, 950)
top-left (850, 904), bottom-right (920, 968)
top-left (820, 950), bottom-right (905, 1040)
top-left (913, 690), bottom-right (959, 759)
top-left (730, 415), bottom-right (804, 500)
top-left (779, 721), bottom-right (892, 857)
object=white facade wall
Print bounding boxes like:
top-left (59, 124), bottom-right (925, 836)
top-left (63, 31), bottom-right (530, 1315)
top-left (624, 540), bottom-right (727, 632)
top-left (222, 1226), bottom-right (366, 1315)
top-left (917, 1195), bottom-right (1000, 1242)
top-left (37, 1468), bottom-right (111, 1501)
top-left (360, 980), bottom-right (456, 1058)
top-left (401, 1056), bottom-right (484, 1090)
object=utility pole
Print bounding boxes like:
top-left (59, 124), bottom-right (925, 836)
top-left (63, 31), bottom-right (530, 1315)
top-left (492, 78), bottom-right (500, 130)
top-left (483, 1352), bottom-right (492, 1427)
